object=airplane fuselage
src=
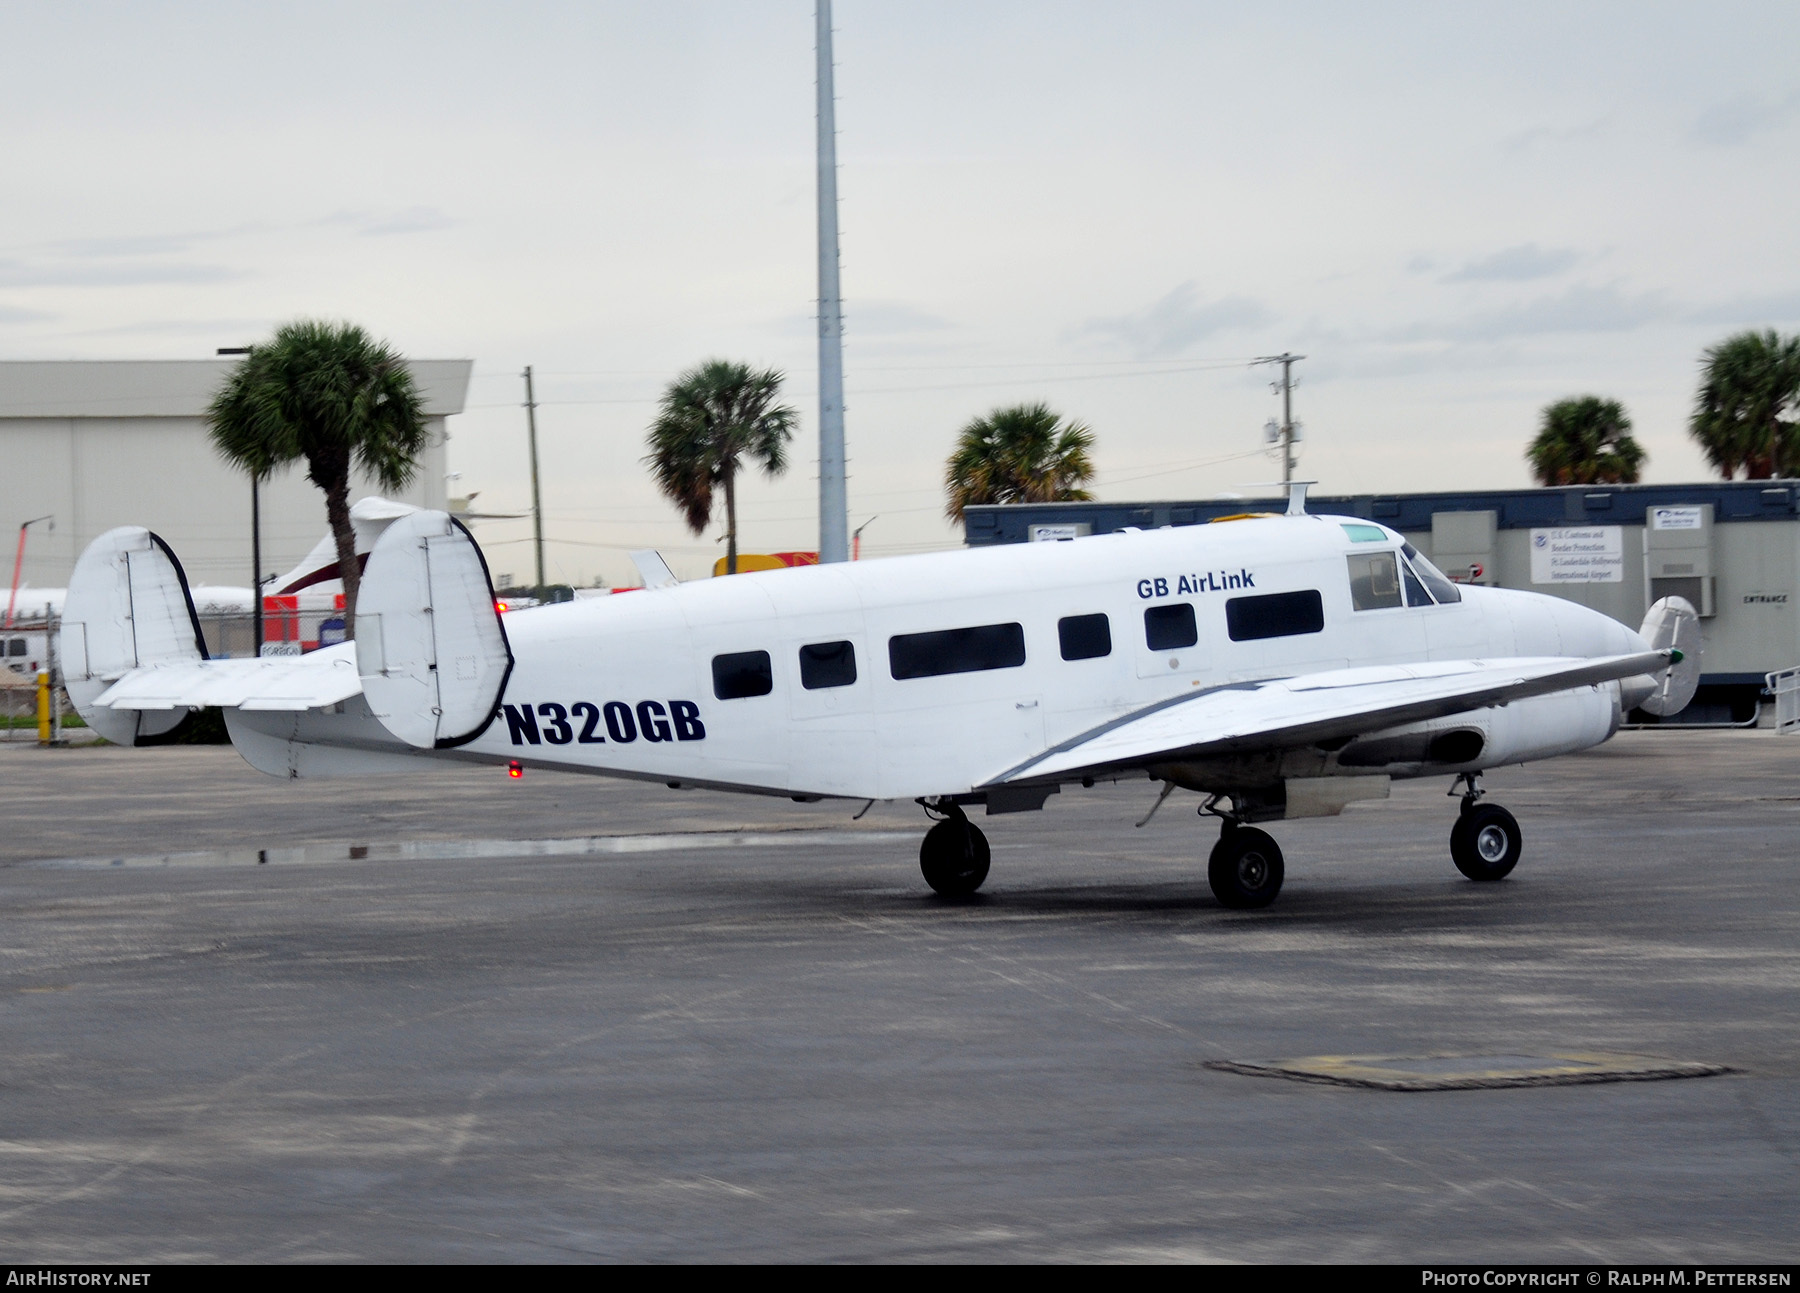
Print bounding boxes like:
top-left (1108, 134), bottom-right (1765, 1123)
top-left (433, 513), bottom-right (1645, 800)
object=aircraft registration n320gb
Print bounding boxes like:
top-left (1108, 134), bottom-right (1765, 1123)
top-left (60, 488), bottom-right (1701, 909)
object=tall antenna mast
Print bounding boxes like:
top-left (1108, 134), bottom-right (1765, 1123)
top-left (524, 365), bottom-right (545, 588)
top-left (815, 0), bottom-right (848, 564)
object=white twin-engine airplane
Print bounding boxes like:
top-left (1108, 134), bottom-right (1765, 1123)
top-left (60, 488), bottom-right (1700, 909)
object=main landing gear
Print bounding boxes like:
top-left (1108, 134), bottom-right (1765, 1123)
top-left (1448, 773), bottom-right (1522, 882)
top-left (918, 802), bottom-right (990, 897)
top-left (1207, 819), bottom-right (1286, 909)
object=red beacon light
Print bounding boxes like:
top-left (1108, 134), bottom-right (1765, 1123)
top-left (506, 760), bottom-right (523, 779)
top-left (495, 599), bottom-right (510, 613)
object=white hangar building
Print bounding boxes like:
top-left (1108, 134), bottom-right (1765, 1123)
top-left (0, 358), bottom-right (472, 593)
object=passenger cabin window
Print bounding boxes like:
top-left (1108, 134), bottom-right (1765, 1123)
top-left (1058, 613), bottom-right (1112, 661)
top-left (1402, 542), bottom-right (1463, 604)
top-left (1143, 603), bottom-right (1197, 650)
top-left (799, 640), bottom-right (857, 689)
top-left (1226, 590), bottom-right (1325, 641)
top-left (6, 638), bottom-right (24, 657)
top-left (889, 623), bottom-right (1026, 680)
top-left (712, 650), bottom-right (773, 700)
top-left (1348, 552), bottom-right (1403, 611)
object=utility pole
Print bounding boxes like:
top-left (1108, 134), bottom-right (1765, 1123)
top-left (1255, 352), bottom-right (1305, 483)
top-left (815, 0), bottom-right (849, 564)
top-left (524, 365), bottom-right (545, 589)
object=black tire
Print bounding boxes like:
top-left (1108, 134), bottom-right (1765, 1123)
top-left (1207, 826), bottom-right (1285, 909)
top-left (1451, 802), bottom-right (1522, 881)
top-left (920, 818), bottom-right (991, 896)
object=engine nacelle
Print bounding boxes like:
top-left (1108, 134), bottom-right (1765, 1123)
top-left (1335, 683), bottom-right (1621, 774)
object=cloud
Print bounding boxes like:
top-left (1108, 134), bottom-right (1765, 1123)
top-left (75, 316), bottom-right (274, 338)
top-left (1392, 284), bottom-right (1671, 343)
top-left (0, 260), bottom-right (243, 287)
top-left (319, 207), bottom-right (456, 237)
top-left (846, 301), bottom-right (949, 335)
top-left (1500, 117), bottom-right (1609, 154)
top-left (39, 225), bottom-right (264, 258)
top-left (48, 234), bottom-right (198, 257)
top-left (1692, 91), bottom-right (1800, 146)
top-left (1685, 291), bottom-right (1800, 326)
top-left (0, 303), bottom-right (55, 324)
top-left (1079, 282), bottom-right (1271, 357)
top-left (1441, 244), bottom-right (1580, 283)
top-left (360, 206), bottom-right (455, 236)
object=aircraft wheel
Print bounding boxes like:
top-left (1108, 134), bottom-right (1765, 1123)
top-left (1208, 826), bottom-right (1285, 909)
top-left (920, 817), bottom-right (990, 896)
top-left (1451, 802), bottom-right (1521, 881)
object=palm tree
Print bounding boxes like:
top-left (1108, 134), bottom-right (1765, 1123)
top-left (1689, 330), bottom-right (1800, 479)
top-left (1526, 396), bottom-right (1646, 486)
top-left (944, 402), bottom-right (1096, 521)
top-left (208, 320), bottom-right (427, 640)
top-left (645, 360), bottom-right (796, 575)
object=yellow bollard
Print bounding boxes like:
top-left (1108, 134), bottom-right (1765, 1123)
top-left (36, 670), bottom-right (51, 745)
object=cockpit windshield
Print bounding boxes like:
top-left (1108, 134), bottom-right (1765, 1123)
top-left (1401, 542), bottom-right (1463, 604)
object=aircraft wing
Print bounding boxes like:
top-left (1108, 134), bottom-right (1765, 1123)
top-left (93, 642), bottom-right (364, 712)
top-left (988, 650), bottom-right (1674, 786)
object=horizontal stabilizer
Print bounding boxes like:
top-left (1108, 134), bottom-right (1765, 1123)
top-left (1635, 597), bottom-right (1702, 717)
top-left (990, 650), bottom-right (1674, 786)
top-left (94, 642), bottom-right (363, 712)
top-left (60, 527), bottom-right (207, 745)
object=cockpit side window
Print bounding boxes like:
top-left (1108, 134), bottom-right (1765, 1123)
top-left (1402, 542), bottom-right (1463, 604)
top-left (1348, 552), bottom-right (1403, 611)
top-left (1399, 555), bottom-right (1432, 607)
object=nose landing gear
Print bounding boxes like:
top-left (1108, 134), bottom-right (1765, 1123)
top-left (918, 802), bottom-right (990, 896)
top-left (1448, 774), bottom-right (1521, 881)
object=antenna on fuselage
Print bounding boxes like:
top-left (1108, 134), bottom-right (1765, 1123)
top-left (1234, 480), bottom-right (1317, 516)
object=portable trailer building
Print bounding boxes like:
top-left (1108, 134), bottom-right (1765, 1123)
top-left (964, 481), bottom-right (1800, 723)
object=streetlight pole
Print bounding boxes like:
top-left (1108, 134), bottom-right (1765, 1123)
top-left (217, 347), bottom-right (263, 655)
top-left (251, 473), bottom-right (264, 655)
top-left (852, 514), bottom-right (877, 561)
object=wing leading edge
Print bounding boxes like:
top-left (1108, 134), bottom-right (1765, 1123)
top-left (987, 650), bottom-right (1675, 787)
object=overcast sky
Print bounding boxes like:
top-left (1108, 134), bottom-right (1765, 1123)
top-left (4, 1), bottom-right (1798, 584)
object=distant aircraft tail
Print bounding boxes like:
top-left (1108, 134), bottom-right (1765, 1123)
top-left (59, 527), bottom-right (206, 745)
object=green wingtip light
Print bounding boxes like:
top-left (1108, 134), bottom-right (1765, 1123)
top-left (1669, 648), bottom-right (1684, 664)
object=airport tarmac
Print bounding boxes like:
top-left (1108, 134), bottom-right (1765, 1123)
top-left (1, 731), bottom-right (1796, 1263)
